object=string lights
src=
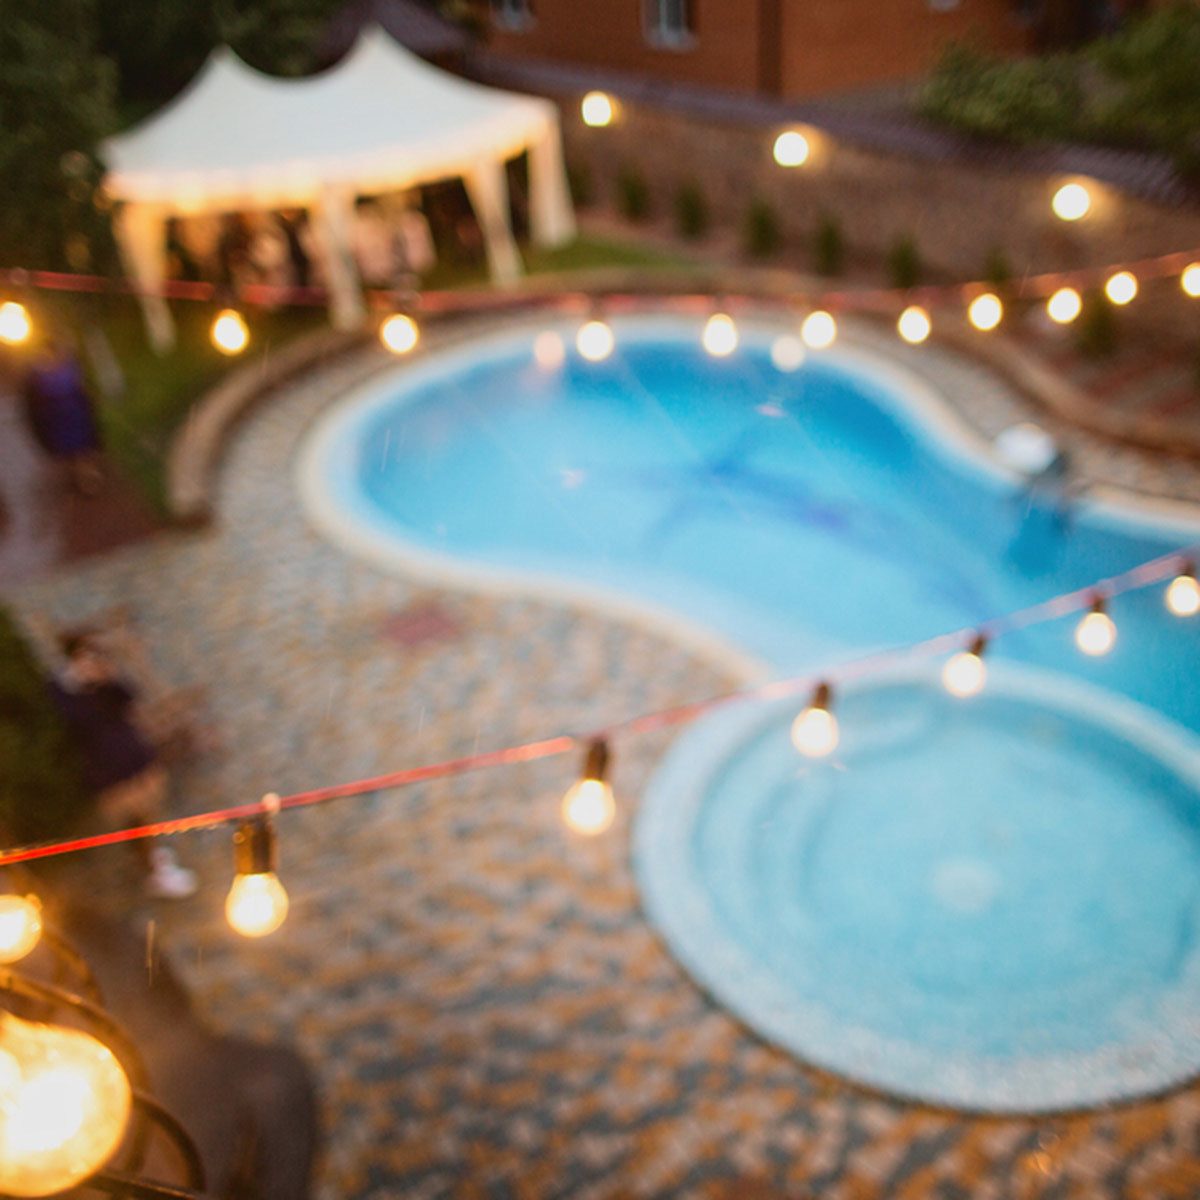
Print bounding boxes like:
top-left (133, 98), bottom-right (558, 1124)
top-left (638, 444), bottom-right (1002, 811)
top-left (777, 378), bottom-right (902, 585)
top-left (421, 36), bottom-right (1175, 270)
top-left (580, 91), bottom-right (616, 128)
top-left (897, 304), bottom-right (932, 345)
top-left (379, 312), bottom-right (420, 355)
top-left (942, 635), bottom-right (989, 699)
top-left (967, 292), bottom-right (1004, 332)
top-left (576, 317), bottom-right (615, 362)
top-left (1182, 264), bottom-right (1200, 298)
top-left (1166, 561), bottom-right (1200, 617)
top-left (210, 308), bottom-right (249, 355)
top-left (800, 309), bottom-right (837, 350)
top-left (225, 796), bottom-right (289, 938)
top-left (702, 311), bottom-right (739, 357)
top-left (773, 130), bottom-right (811, 168)
top-left (791, 682), bottom-right (839, 758)
top-left (0, 301), bottom-right (31, 347)
top-left (1075, 595), bottom-right (1117, 656)
top-left (1046, 286), bottom-right (1083, 324)
top-left (561, 739), bottom-right (617, 836)
top-left (1052, 181), bottom-right (1092, 222)
top-left (0, 896), bottom-right (41, 965)
top-left (1104, 270), bottom-right (1138, 306)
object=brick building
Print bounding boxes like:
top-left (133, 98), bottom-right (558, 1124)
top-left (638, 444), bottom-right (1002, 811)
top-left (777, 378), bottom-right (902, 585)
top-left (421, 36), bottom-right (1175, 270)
top-left (479, 0), bottom-right (1031, 98)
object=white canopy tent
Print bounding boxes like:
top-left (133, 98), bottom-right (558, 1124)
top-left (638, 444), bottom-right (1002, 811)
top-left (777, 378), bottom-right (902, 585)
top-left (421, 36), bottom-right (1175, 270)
top-left (103, 29), bottom-right (575, 349)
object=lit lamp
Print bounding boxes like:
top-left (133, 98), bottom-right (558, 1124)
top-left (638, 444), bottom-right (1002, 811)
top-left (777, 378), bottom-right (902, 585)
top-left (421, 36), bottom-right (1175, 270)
top-left (1166, 561), bottom-right (1200, 617)
top-left (1075, 596), bottom-right (1117, 656)
top-left (773, 131), bottom-right (810, 168)
top-left (942, 635), bottom-right (988, 698)
top-left (1181, 263), bottom-right (1200, 298)
top-left (1104, 271), bottom-right (1138, 306)
top-left (0, 302), bottom-right (32, 347)
top-left (0, 1010), bottom-right (132, 1197)
top-left (791, 682), bottom-right (839, 758)
top-left (967, 292), bottom-right (1003, 332)
top-left (1052, 182), bottom-right (1091, 222)
top-left (580, 91), bottom-right (615, 128)
top-left (800, 310), bottom-right (837, 350)
top-left (226, 817), bottom-right (289, 938)
top-left (1046, 286), bottom-right (1082, 325)
top-left (210, 308), bottom-right (249, 355)
top-left (770, 334), bottom-right (806, 372)
top-left (897, 305), bottom-right (931, 345)
top-left (576, 318), bottom-right (615, 363)
top-left (561, 739), bottom-right (616, 836)
top-left (0, 897), bottom-right (41, 965)
top-left (702, 312), bottom-right (738, 357)
top-left (532, 330), bottom-right (566, 370)
top-left (379, 313), bottom-right (419, 355)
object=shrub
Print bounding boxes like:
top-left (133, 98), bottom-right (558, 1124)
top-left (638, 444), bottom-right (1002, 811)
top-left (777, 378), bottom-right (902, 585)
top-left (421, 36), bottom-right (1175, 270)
top-left (1074, 290), bottom-right (1118, 359)
top-left (0, 609), bottom-right (88, 843)
top-left (813, 213), bottom-right (845, 276)
top-left (674, 181), bottom-right (709, 241)
top-left (887, 234), bottom-right (922, 290)
top-left (616, 165), bottom-right (651, 222)
top-left (567, 161), bottom-right (594, 209)
top-left (743, 198), bottom-right (781, 258)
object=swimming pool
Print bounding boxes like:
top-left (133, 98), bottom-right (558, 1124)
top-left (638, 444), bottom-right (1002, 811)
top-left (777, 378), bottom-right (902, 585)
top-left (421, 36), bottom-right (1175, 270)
top-left (300, 313), bottom-right (1200, 1109)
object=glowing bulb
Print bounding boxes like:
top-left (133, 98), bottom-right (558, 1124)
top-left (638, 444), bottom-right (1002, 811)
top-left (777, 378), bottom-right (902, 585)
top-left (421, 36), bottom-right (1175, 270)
top-left (225, 819), bottom-right (288, 938)
top-left (1104, 271), bottom-right (1137, 306)
top-left (1166, 567), bottom-right (1200, 617)
top-left (379, 313), bottom-right (419, 355)
top-left (968, 292), bottom-right (1003, 331)
top-left (897, 305), bottom-right (931, 345)
top-left (702, 312), bottom-right (738, 357)
top-left (0, 302), bottom-right (32, 346)
top-left (211, 308), bottom-right (249, 355)
top-left (562, 739), bottom-right (615, 836)
top-left (1181, 263), bottom-right (1200, 298)
top-left (791, 683), bottom-right (839, 758)
top-left (770, 334), bottom-right (806, 372)
top-left (1047, 287), bottom-right (1082, 325)
top-left (1075, 602), bottom-right (1116, 657)
top-left (942, 636), bottom-right (988, 699)
top-left (0, 896), bottom-right (41, 964)
top-left (773, 131), bottom-right (810, 167)
top-left (532, 329), bottom-right (565, 370)
top-left (1052, 182), bottom-right (1091, 222)
top-left (581, 91), bottom-right (615, 127)
top-left (0, 1010), bottom-right (132, 1197)
top-left (800, 310), bottom-right (837, 350)
top-left (576, 319), bottom-right (614, 363)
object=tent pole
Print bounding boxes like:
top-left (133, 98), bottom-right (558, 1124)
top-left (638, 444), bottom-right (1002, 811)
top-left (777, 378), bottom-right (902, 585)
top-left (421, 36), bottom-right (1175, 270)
top-left (314, 188), bottom-right (367, 330)
top-left (115, 204), bottom-right (176, 354)
top-left (464, 159), bottom-right (523, 286)
top-left (528, 118), bottom-right (577, 249)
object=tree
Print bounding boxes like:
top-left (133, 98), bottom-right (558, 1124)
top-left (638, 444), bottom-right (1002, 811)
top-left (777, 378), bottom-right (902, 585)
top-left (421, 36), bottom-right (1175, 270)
top-left (0, 0), bottom-right (117, 271)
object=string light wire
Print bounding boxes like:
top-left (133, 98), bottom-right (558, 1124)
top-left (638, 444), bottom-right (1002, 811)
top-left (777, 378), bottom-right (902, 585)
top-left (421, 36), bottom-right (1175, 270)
top-left (1, 545), bottom-right (1195, 870)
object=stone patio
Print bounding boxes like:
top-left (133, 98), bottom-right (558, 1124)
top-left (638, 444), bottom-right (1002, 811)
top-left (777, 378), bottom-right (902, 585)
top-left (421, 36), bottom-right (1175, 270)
top-left (6, 316), bottom-right (1200, 1198)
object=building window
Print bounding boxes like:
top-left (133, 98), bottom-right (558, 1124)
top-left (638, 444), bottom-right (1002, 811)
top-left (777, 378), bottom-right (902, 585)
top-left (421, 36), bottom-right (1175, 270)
top-left (492, 0), bottom-right (534, 31)
top-left (645, 0), bottom-right (693, 48)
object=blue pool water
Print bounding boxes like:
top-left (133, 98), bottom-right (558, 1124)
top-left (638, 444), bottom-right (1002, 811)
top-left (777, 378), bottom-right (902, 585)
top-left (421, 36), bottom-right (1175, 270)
top-left (302, 316), bottom-right (1200, 1108)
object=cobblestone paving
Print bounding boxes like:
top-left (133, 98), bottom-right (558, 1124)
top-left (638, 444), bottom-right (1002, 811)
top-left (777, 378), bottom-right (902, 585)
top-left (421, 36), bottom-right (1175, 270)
top-left (7, 320), bottom-right (1200, 1199)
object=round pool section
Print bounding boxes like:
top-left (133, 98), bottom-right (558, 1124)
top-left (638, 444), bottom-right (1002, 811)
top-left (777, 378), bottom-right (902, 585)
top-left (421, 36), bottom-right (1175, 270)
top-left (635, 666), bottom-right (1200, 1112)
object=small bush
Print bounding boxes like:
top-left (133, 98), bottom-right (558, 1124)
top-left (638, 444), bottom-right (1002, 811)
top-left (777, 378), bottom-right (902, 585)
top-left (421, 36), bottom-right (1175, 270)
top-left (567, 161), bottom-right (594, 209)
top-left (0, 610), bottom-right (88, 843)
top-left (674, 181), bottom-right (709, 241)
top-left (743, 199), bottom-right (781, 258)
top-left (887, 235), bottom-right (922, 290)
top-left (1075, 290), bottom-right (1118, 359)
top-left (617, 165), bottom-right (651, 222)
top-left (813, 213), bottom-right (845, 276)
top-left (983, 246), bottom-right (1013, 291)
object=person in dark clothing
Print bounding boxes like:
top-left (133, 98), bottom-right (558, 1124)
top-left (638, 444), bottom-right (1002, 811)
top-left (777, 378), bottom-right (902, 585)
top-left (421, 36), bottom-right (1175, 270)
top-left (21, 339), bottom-right (104, 494)
top-left (276, 211), bottom-right (312, 290)
top-left (49, 631), bottom-right (196, 899)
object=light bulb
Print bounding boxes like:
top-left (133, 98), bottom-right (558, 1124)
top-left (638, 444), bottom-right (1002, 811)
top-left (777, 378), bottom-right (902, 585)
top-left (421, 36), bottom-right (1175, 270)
top-left (770, 334), bottom-right (805, 372)
top-left (773, 131), bottom-right (810, 167)
top-left (1075, 601), bottom-right (1116, 657)
top-left (532, 330), bottom-right (565, 370)
top-left (225, 819), bottom-right (288, 938)
top-left (580, 91), bottom-right (615, 128)
top-left (1104, 271), bottom-right (1137, 306)
top-left (0, 896), bottom-right (41, 964)
top-left (1047, 287), bottom-right (1082, 325)
top-left (380, 313), bottom-right (419, 355)
top-left (897, 305), bottom-right (931, 345)
top-left (1052, 182), bottom-right (1091, 221)
top-left (1166, 567), bottom-right (1200, 617)
top-left (562, 739), bottom-right (615, 836)
top-left (1181, 263), bottom-right (1200, 298)
top-left (211, 308), bottom-right (249, 355)
top-left (702, 313), bottom-right (738, 357)
top-left (942, 636), bottom-right (988, 698)
top-left (0, 302), bottom-right (32, 347)
top-left (968, 292), bottom-right (1003, 331)
top-left (0, 1010), bottom-right (132, 1197)
top-left (791, 683), bottom-right (839, 758)
top-left (576, 319), bottom-right (614, 363)
top-left (800, 310), bottom-right (837, 350)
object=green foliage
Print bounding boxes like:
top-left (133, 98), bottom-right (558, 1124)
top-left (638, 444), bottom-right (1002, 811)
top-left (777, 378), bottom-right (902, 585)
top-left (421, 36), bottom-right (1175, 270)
top-left (0, 0), bottom-right (118, 272)
top-left (813, 213), bottom-right (845, 276)
top-left (0, 610), bottom-right (88, 843)
top-left (567, 161), bottom-right (594, 209)
top-left (616, 165), bottom-right (651, 222)
top-left (983, 246), bottom-right (1014, 291)
top-left (674, 181), bottom-right (709, 241)
top-left (743, 199), bottom-right (781, 259)
top-left (1074, 289), bottom-right (1118, 358)
top-left (920, 7), bottom-right (1200, 174)
top-left (214, 0), bottom-right (344, 76)
top-left (887, 234), bottom-right (922, 290)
